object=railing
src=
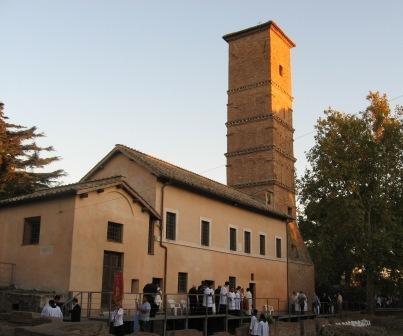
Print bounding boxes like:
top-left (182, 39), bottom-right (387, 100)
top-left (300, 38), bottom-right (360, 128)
top-left (0, 262), bottom-right (15, 287)
top-left (62, 292), bottom-right (283, 326)
top-left (60, 292), bottom-right (354, 336)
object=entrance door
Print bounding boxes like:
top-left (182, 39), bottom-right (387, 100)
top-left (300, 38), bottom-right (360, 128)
top-left (101, 251), bottom-right (123, 308)
top-left (249, 283), bottom-right (256, 309)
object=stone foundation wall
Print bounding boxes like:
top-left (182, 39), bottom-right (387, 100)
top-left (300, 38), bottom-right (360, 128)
top-left (0, 289), bottom-right (57, 313)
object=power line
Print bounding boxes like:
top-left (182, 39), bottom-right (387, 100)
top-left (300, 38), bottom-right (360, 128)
top-left (197, 92), bottom-right (403, 175)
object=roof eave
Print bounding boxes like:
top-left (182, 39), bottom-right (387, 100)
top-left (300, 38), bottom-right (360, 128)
top-left (0, 190), bottom-right (77, 208)
top-left (223, 20), bottom-right (295, 48)
top-left (160, 177), bottom-right (289, 221)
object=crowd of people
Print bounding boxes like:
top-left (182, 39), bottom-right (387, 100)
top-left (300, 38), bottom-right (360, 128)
top-left (40, 295), bottom-right (81, 322)
top-left (249, 309), bottom-right (270, 336)
top-left (376, 295), bottom-right (400, 308)
top-left (109, 281), bottom-right (256, 335)
top-left (39, 286), bottom-right (354, 336)
top-left (289, 291), bottom-right (343, 315)
top-left (188, 281), bottom-right (253, 316)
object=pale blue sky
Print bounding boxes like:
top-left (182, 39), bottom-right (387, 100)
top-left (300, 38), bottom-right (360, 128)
top-left (1, 0), bottom-right (402, 185)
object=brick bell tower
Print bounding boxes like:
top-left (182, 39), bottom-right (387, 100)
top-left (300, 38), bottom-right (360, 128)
top-left (223, 21), bottom-right (314, 300)
top-left (223, 21), bottom-right (296, 215)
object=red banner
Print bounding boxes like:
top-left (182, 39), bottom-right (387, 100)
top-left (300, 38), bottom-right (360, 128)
top-left (112, 271), bottom-right (123, 305)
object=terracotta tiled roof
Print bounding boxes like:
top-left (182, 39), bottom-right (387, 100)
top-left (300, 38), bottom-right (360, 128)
top-left (83, 144), bottom-right (290, 220)
top-left (0, 175), bottom-right (160, 219)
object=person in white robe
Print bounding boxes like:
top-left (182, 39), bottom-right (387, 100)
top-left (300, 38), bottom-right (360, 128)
top-left (203, 283), bottom-right (214, 314)
top-left (264, 319), bottom-right (269, 336)
top-left (245, 288), bottom-right (253, 315)
top-left (41, 300), bottom-right (63, 320)
top-left (219, 281), bottom-right (229, 313)
top-left (235, 286), bottom-right (241, 315)
top-left (227, 287), bottom-right (236, 314)
top-left (249, 309), bottom-right (259, 336)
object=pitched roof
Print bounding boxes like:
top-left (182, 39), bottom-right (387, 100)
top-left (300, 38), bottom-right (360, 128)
top-left (81, 144), bottom-right (291, 220)
top-left (0, 175), bottom-right (160, 219)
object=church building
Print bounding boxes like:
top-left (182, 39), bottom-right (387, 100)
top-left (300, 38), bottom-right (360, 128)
top-left (0, 21), bottom-right (314, 312)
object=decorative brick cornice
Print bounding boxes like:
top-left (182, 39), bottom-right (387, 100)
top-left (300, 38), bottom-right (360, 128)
top-left (225, 145), bottom-right (273, 157)
top-left (225, 145), bottom-right (296, 162)
top-left (226, 113), bottom-right (294, 132)
top-left (227, 79), bottom-right (293, 100)
top-left (231, 179), bottom-right (295, 193)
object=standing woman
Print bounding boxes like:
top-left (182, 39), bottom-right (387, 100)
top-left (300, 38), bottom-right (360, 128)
top-left (111, 303), bottom-right (124, 336)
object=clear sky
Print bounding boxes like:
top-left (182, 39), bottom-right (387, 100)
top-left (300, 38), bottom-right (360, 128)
top-left (1, 0), bottom-right (402, 185)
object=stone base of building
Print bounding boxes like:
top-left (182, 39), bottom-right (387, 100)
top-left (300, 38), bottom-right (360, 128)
top-left (288, 261), bottom-right (315, 300)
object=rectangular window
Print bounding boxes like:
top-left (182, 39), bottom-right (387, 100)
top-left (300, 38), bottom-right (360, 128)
top-left (229, 276), bottom-right (236, 289)
top-left (148, 219), bottom-right (154, 255)
top-left (229, 227), bottom-right (237, 251)
top-left (265, 191), bottom-right (274, 206)
top-left (276, 238), bottom-right (282, 258)
top-left (131, 279), bottom-right (139, 293)
top-left (107, 222), bottom-right (123, 242)
top-left (259, 234), bottom-right (266, 256)
top-left (201, 220), bottom-right (210, 246)
top-left (177, 272), bottom-right (188, 293)
top-left (166, 212), bottom-right (176, 240)
top-left (244, 231), bottom-right (251, 254)
top-left (23, 216), bottom-right (41, 245)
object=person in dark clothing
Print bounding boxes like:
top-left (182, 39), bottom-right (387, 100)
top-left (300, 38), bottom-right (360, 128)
top-left (188, 285), bottom-right (198, 315)
top-left (214, 286), bottom-right (221, 314)
top-left (143, 283), bottom-right (158, 317)
top-left (69, 298), bottom-right (81, 322)
top-left (297, 291), bottom-right (307, 315)
top-left (54, 295), bottom-right (63, 308)
top-left (197, 281), bottom-right (206, 314)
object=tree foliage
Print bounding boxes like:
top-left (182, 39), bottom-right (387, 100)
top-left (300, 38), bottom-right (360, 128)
top-left (298, 92), bottom-right (403, 313)
top-left (0, 102), bottom-right (65, 199)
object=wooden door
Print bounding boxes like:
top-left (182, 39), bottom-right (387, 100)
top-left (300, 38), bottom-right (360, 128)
top-left (101, 251), bottom-right (123, 308)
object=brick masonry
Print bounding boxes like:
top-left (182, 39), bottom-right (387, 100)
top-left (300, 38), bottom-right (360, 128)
top-left (223, 22), bottom-right (315, 299)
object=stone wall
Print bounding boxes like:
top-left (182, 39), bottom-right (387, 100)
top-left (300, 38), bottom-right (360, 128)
top-left (0, 289), bottom-right (55, 313)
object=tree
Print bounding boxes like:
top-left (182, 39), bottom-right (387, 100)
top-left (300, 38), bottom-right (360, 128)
top-left (0, 102), bottom-right (65, 199)
top-left (298, 92), bottom-right (403, 314)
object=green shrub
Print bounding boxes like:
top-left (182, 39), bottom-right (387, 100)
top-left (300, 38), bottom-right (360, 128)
top-left (319, 325), bottom-right (387, 336)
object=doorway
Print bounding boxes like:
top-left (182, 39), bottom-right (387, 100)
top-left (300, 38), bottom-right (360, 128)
top-left (101, 251), bottom-right (123, 308)
top-left (249, 282), bottom-right (256, 309)
top-left (152, 277), bottom-right (164, 290)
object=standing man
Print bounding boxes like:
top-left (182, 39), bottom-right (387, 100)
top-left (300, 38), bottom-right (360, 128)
top-left (54, 295), bottom-right (63, 308)
top-left (110, 303), bottom-right (124, 336)
top-left (312, 293), bottom-right (320, 315)
top-left (297, 291), bottom-right (307, 315)
top-left (41, 299), bottom-right (63, 320)
top-left (227, 287), bottom-right (236, 315)
top-left (69, 298), bottom-right (81, 322)
top-left (235, 286), bottom-right (242, 315)
top-left (138, 296), bottom-right (151, 332)
top-left (143, 282), bottom-right (158, 318)
top-left (290, 292), bottom-right (298, 314)
top-left (249, 309), bottom-right (259, 336)
top-left (188, 285), bottom-right (198, 315)
top-left (219, 282), bottom-right (229, 313)
top-left (245, 288), bottom-right (253, 316)
top-left (203, 282), bottom-right (214, 314)
top-left (336, 292), bottom-right (343, 314)
top-left (214, 285), bottom-right (221, 313)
